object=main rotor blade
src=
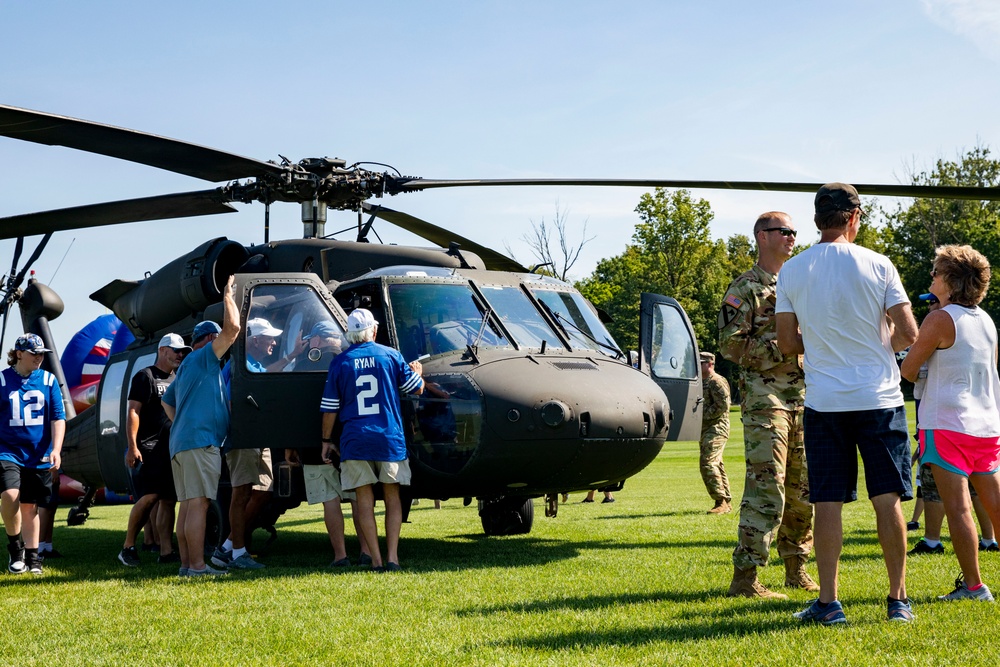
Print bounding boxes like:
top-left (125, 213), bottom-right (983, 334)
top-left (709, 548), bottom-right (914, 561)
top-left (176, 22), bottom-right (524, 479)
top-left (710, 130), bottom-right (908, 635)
top-left (361, 203), bottom-right (528, 272)
top-left (0, 104), bottom-right (284, 182)
top-left (0, 190), bottom-right (237, 239)
top-left (395, 178), bottom-right (1000, 201)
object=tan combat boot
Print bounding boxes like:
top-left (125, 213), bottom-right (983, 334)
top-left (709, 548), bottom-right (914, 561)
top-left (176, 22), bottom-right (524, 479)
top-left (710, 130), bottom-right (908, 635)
top-left (727, 565), bottom-right (789, 599)
top-left (784, 555), bottom-right (820, 592)
top-left (707, 499), bottom-right (732, 515)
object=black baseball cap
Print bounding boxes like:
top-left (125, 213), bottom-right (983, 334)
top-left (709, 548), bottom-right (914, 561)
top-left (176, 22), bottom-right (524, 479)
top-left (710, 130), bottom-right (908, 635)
top-left (815, 182), bottom-right (862, 214)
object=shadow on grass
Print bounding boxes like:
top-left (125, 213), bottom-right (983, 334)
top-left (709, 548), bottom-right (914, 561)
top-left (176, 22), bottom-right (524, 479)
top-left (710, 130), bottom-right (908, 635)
top-left (454, 590), bottom-right (750, 616)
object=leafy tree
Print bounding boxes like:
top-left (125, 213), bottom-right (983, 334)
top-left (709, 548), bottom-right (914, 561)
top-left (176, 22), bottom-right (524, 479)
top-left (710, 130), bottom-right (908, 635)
top-left (882, 146), bottom-right (1000, 317)
top-left (577, 188), bottom-right (731, 353)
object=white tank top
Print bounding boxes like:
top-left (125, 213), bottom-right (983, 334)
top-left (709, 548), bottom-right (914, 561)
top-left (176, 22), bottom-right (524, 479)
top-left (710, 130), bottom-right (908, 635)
top-left (918, 304), bottom-right (1000, 437)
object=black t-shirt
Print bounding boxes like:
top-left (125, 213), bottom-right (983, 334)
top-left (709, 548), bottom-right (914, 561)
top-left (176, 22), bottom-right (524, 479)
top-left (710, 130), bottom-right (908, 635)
top-left (127, 366), bottom-right (173, 446)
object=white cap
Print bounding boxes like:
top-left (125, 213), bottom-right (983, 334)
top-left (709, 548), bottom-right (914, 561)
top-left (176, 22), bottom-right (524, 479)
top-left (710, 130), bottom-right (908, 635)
top-left (347, 308), bottom-right (378, 331)
top-left (158, 333), bottom-right (192, 352)
top-left (247, 317), bottom-right (282, 338)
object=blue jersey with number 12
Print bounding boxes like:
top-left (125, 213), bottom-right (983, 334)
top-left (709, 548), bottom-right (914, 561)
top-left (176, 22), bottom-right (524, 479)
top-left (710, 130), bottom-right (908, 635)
top-left (320, 341), bottom-right (423, 462)
top-left (0, 367), bottom-right (66, 468)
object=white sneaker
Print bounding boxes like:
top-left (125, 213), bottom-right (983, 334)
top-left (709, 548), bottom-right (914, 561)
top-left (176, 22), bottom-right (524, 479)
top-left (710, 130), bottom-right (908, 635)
top-left (938, 577), bottom-right (994, 602)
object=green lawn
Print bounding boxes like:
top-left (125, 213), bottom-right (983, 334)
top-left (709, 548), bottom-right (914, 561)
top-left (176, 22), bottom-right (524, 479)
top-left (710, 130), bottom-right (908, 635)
top-left (2, 401), bottom-right (997, 666)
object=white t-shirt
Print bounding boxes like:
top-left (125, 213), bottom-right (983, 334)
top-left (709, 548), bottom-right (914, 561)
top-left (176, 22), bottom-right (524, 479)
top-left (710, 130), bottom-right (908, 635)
top-left (775, 242), bottom-right (908, 412)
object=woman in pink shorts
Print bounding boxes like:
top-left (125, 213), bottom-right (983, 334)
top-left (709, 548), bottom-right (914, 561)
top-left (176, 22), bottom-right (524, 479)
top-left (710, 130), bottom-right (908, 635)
top-left (901, 244), bottom-right (1000, 602)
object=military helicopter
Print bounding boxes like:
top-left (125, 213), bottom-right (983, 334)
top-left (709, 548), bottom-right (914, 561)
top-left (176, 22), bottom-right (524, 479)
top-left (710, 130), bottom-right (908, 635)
top-left (1, 104), bottom-right (997, 539)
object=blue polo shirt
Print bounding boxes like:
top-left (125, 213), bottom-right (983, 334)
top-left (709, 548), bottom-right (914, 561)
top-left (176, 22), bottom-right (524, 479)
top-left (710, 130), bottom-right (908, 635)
top-left (162, 345), bottom-right (229, 456)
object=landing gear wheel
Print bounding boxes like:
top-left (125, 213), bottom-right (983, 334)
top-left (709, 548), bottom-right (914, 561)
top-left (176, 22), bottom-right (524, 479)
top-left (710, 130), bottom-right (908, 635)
top-left (479, 497), bottom-right (534, 536)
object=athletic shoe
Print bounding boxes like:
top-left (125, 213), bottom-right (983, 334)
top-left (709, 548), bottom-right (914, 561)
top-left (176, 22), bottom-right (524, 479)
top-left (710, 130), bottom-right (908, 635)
top-left (210, 547), bottom-right (232, 568)
top-left (8, 543), bottom-right (27, 575)
top-left (186, 564), bottom-right (228, 577)
top-left (938, 577), bottom-right (995, 602)
top-left (228, 553), bottom-right (265, 570)
top-left (359, 553), bottom-right (373, 567)
top-left (39, 548), bottom-right (62, 559)
top-left (141, 542), bottom-right (159, 553)
top-left (581, 498), bottom-right (595, 503)
top-left (178, 567), bottom-right (189, 577)
top-left (793, 599), bottom-right (847, 625)
top-left (601, 497), bottom-right (616, 504)
top-left (117, 546), bottom-right (141, 567)
top-left (979, 541), bottom-right (1000, 552)
top-left (27, 555), bottom-right (43, 576)
top-left (158, 551), bottom-right (181, 564)
top-left (887, 597), bottom-right (916, 622)
top-left (385, 562), bottom-right (402, 572)
top-left (329, 557), bottom-right (352, 568)
top-left (908, 539), bottom-right (945, 555)
top-left (906, 521), bottom-right (920, 531)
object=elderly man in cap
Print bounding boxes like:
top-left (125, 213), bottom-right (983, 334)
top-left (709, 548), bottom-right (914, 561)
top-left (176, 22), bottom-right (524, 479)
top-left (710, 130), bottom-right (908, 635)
top-left (320, 308), bottom-right (424, 571)
top-left (0, 333), bottom-right (65, 575)
top-left (117, 333), bottom-right (190, 567)
top-left (284, 320), bottom-right (344, 372)
top-left (720, 211), bottom-right (816, 599)
top-left (161, 275), bottom-right (240, 577)
top-left (777, 184), bottom-right (918, 624)
top-left (698, 352), bottom-right (732, 514)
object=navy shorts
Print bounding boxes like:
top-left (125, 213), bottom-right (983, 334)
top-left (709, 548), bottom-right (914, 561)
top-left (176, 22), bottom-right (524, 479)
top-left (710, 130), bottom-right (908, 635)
top-left (804, 406), bottom-right (913, 503)
top-left (0, 460), bottom-right (53, 505)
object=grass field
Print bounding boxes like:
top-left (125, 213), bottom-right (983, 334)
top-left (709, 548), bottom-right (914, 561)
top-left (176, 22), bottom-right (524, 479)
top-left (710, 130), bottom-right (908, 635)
top-left (2, 401), bottom-right (998, 666)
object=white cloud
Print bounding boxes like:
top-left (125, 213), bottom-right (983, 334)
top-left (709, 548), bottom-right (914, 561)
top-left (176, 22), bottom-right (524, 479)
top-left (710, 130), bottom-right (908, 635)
top-left (922, 0), bottom-right (1000, 61)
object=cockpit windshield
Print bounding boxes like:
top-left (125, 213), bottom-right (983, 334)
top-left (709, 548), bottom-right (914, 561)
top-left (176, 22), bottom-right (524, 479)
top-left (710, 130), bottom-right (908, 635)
top-left (530, 289), bottom-right (622, 358)
top-left (387, 283), bottom-right (513, 362)
top-left (475, 285), bottom-right (564, 351)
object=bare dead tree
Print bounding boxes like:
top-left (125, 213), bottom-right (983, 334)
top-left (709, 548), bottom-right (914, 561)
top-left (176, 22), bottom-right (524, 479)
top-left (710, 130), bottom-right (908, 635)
top-left (504, 202), bottom-right (596, 281)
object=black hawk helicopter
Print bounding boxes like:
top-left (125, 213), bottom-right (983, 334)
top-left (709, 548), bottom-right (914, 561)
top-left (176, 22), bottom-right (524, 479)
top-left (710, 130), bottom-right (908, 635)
top-left (1, 104), bottom-right (997, 539)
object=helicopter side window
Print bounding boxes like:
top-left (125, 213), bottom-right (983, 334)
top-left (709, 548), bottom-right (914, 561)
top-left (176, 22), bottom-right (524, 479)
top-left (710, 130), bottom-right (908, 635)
top-left (651, 303), bottom-right (697, 379)
top-left (387, 283), bottom-right (512, 360)
top-left (531, 289), bottom-right (622, 357)
top-left (245, 284), bottom-right (346, 373)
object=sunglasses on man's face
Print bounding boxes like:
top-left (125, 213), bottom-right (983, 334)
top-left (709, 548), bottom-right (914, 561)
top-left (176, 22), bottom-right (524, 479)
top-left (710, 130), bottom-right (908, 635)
top-left (760, 227), bottom-right (797, 238)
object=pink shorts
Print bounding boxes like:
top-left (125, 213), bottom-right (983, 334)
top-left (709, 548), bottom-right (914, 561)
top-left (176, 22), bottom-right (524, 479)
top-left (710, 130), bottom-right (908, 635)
top-left (919, 429), bottom-right (1000, 477)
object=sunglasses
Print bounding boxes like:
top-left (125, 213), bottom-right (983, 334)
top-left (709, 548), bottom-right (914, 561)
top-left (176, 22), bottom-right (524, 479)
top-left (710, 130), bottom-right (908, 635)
top-left (761, 227), bottom-right (797, 238)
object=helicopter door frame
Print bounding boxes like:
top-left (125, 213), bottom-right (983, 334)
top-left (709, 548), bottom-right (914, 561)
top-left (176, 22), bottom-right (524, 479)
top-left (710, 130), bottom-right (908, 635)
top-left (638, 292), bottom-right (703, 442)
top-left (229, 273), bottom-right (349, 450)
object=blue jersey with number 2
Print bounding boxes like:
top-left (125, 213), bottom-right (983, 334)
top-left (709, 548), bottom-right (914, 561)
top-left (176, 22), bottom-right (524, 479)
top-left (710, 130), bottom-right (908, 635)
top-left (320, 341), bottom-right (423, 462)
top-left (0, 367), bottom-right (66, 468)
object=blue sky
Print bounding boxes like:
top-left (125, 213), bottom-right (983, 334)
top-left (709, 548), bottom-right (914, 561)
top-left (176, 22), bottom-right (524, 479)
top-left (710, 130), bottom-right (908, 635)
top-left (1, 0), bottom-right (998, 348)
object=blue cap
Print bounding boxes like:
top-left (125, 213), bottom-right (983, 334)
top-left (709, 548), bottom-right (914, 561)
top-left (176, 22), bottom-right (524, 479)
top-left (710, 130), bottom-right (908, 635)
top-left (14, 333), bottom-right (50, 353)
top-left (192, 320), bottom-right (222, 342)
top-left (306, 321), bottom-right (340, 339)
top-left (918, 293), bottom-right (939, 303)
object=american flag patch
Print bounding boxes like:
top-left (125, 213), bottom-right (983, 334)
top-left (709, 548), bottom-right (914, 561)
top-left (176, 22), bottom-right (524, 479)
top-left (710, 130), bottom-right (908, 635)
top-left (725, 294), bottom-right (743, 309)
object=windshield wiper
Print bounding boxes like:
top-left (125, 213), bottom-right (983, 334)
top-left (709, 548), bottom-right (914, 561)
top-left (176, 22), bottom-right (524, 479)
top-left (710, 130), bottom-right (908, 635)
top-left (540, 301), bottom-right (623, 359)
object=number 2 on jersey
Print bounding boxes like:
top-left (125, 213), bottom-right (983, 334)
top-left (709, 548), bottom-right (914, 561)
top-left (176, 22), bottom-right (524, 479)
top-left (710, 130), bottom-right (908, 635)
top-left (356, 375), bottom-right (381, 415)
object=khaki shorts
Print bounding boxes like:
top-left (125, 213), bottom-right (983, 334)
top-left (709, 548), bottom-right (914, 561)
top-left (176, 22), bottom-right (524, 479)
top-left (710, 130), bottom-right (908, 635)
top-left (340, 459), bottom-right (411, 491)
top-left (171, 446), bottom-right (222, 502)
top-left (303, 464), bottom-right (356, 504)
top-left (227, 447), bottom-right (273, 490)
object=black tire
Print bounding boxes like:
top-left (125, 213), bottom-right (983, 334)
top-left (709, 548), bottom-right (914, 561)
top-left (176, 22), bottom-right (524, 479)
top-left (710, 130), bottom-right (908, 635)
top-left (480, 497), bottom-right (534, 536)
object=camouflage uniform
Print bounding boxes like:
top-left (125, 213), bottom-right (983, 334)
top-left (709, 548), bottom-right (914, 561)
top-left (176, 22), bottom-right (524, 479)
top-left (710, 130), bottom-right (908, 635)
top-left (699, 370), bottom-right (731, 504)
top-left (718, 264), bottom-right (813, 570)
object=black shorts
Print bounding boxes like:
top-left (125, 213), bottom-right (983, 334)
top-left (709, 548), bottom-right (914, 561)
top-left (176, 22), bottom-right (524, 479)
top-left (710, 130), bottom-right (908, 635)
top-left (130, 441), bottom-right (176, 501)
top-left (0, 460), bottom-right (53, 505)
top-left (804, 406), bottom-right (913, 503)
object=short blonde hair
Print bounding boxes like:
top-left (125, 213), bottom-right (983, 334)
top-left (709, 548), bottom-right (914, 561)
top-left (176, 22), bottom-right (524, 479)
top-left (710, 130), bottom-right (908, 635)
top-left (933, 244), bottom-right (991, 306)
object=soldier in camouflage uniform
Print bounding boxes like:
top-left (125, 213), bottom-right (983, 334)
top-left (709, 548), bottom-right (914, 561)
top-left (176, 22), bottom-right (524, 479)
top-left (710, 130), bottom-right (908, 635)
top-left (718, 211), bottom-right (817, 599)
top-left (699, 352), bottom-right (732, 513)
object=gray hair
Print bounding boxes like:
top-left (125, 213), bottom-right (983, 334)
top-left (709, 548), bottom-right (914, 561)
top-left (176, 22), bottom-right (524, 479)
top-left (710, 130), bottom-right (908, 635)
top-left (345, 326), bottom-right (376, 345)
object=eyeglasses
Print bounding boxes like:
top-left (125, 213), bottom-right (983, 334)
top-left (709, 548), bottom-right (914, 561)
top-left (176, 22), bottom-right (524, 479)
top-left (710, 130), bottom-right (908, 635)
top-left (930, 268), bottom-right (938, 277)
top-left (760, 227), bottom-right (797, 238)
top-left (172, 348), bottom-right (188, 355)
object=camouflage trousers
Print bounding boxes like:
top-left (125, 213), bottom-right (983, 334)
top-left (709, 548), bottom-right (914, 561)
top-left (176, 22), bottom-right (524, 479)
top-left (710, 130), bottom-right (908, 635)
top-left (732, 407), bottom-right (813, 568)
top-left (699, 428), bottom-right (731, 503)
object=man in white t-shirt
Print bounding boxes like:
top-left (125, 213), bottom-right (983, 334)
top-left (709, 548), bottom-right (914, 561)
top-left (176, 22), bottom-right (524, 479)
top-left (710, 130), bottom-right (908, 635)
top-left (776, 182), bottom-right (919, 625)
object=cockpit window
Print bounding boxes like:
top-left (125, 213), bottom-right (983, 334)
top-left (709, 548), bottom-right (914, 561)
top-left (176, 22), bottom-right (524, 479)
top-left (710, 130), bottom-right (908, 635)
top-left (530, 289), bottom-right (622, 357)
top-left (476, 285), bottom-right (564, 351)
top-left (387, 283), bottom-right (513, 361)
top-left (245, 284), bottom-right (346, 373)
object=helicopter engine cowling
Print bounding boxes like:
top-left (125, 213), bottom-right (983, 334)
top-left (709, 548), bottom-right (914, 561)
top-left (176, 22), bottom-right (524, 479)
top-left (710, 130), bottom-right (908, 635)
top-left (91, 237), bottom-right (249, 340)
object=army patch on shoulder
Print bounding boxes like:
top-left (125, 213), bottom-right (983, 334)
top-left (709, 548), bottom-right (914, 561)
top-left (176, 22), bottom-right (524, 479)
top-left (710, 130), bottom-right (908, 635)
top-left (724, 294), bottom-right (743, 309)
top-left (719, 305), bottom-right (739, 328)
